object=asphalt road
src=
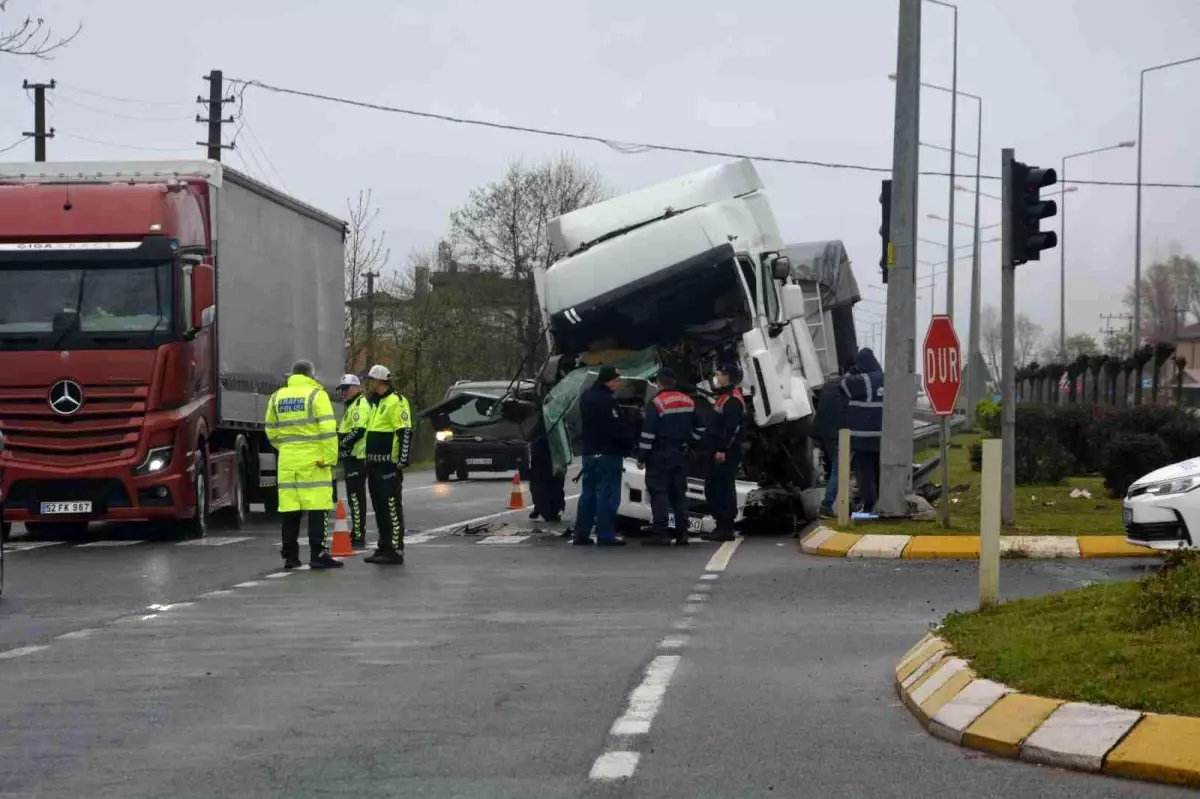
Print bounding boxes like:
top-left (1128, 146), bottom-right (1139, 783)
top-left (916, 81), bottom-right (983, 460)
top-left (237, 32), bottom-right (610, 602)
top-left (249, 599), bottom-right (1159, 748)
top-left (0, 472), bottom-right (1186, 798)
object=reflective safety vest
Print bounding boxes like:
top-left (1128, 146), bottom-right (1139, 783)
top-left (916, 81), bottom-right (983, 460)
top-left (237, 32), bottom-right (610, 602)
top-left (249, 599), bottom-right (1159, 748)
top-left (338, 392), bottom-right (372, 460)
top-left (265, 374), bottom-right (338, 512)
top-left (365, 389), bottom-right (414, 466)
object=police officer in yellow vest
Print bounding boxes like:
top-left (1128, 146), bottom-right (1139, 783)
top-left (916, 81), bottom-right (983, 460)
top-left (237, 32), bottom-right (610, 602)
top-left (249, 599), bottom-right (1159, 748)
top-left (336, 373), bottom-right (372, 549)
top-left (363, 364), bottom-right (413, 565)
top-left (265, 360), bottom-right (344, 570)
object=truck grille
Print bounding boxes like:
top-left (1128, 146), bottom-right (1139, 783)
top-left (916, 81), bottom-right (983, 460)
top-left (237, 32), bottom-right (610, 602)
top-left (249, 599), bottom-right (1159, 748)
top-left (0, 383), bottom-right (147, 467)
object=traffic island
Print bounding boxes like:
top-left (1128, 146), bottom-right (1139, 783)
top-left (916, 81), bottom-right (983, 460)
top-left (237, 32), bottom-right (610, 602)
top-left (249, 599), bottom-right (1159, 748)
top-left (896, 553), bottom-right (1200, 788)
top-left (799, 526), bottom-right (1154, 559)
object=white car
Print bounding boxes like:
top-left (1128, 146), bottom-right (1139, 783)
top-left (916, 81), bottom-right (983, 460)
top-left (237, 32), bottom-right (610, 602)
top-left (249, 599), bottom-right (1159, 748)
top-left (1122, 457), bottom-right (1200, 551)
top-left (616, 457), bottom-right (758, 535)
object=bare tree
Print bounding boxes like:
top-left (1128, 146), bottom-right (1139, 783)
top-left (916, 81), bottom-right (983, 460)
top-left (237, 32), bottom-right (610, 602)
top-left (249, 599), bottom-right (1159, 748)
top-left (1015, 314), bottom-right (1042, 366)
top-left (1, 2), bottom-right (80, 58)
top-left (344, 189), bottom-right (390, 370)
top-left (448, 154), bottom-right (609, 368)
top-left (1123, 253), bottom-right (1200, 343)
top-left (981, 304), bottom-right (1001, 382)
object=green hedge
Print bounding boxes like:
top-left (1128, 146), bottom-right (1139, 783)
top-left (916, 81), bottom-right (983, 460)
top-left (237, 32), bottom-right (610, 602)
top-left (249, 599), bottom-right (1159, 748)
top-left (977, 403), bottom-right (1200, 495)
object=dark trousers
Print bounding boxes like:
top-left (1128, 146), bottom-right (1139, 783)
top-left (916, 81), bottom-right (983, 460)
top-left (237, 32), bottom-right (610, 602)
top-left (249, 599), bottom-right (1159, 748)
top-left (282, 509), bottom-right (330, 562)
top-left (343, 457), bottom-right (368, 544)
top-left (705, 452), bottom-right (740, 534)
top-left (853, 450), bottom-right (881, 512)
top-left (647, 448), bottom-right (689, 541)
top-left (574, 454), bottom-right (623, 541)
top-left (529, 438), bottom-right (565, 519)
top-left (367, 463), bottom-right (405, 552)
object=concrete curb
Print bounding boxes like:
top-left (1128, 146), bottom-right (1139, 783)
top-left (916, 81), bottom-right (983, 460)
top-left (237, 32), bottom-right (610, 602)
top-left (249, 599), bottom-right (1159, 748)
top-left (800, 526), bottom-right (1156, 560)
top-left (896, 632), bottom-right (1200, 788)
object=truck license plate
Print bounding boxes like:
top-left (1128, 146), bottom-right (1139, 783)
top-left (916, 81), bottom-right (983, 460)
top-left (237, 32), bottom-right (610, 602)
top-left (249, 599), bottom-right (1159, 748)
top-left (466, 458), bottom-right (492, 466)
top-left (1122, 507), bottom-right (1132, 525)
top-left (40, 501), bottom-right (92, 515)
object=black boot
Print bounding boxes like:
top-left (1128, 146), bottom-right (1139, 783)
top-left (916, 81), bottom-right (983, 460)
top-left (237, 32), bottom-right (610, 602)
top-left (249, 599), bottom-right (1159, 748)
top-left (673, 535), bottom-right (690, 546)
top-left (310, 553), bottom-right (345, 569)
top-left (365, 549), bottom-right (405, 565)
top-left (283, 557), bottom-right (303, 570)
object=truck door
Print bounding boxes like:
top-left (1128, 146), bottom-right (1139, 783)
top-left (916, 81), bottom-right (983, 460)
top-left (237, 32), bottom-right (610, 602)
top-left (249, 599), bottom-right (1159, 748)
top-left (734, 257), bottom-right (788, 426)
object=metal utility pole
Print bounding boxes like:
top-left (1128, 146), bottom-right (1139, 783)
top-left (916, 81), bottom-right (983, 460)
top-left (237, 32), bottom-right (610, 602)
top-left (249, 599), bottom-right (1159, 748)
top-left (878, 0), bottom-right (922, 517)
top-left (364, 270), bottom-right (381, 368)
top-left (21, 79), bottom-right (56, 162)
top-left (1000, 148), bottom-right (1015, 526)
top-left (196, 70), bottom-right (234, 161)
top-left (966, 100), bottom-right (983, 422)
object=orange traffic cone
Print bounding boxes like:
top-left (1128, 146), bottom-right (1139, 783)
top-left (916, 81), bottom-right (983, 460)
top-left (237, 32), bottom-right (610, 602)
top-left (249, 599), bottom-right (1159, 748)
top-left (329, 500), bottom-right (358, 557)
top-left (508, 473), bottom-right (525, 510)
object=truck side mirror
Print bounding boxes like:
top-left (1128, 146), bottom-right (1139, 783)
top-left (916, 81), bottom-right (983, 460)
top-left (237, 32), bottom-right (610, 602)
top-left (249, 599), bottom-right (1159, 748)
top-left (780, 283), bottom-right (807, 321)
top-left (188, 263), bottom-right (215, 333)
top-left (771, 255), bottom-right (791, 281)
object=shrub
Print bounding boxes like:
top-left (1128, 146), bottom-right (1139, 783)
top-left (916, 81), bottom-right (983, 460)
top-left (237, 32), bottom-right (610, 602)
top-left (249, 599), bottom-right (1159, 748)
top-left (969, 443), bottom-right (982, 472)
top-left (1160, 416), bottom-right (1200, 465)
top-left (1134, 550), bottom-right (1200, 628)
top-left (1049, 404), bottom-right (1098, 472)
top-left (976, 397), bottom-right (1001, 437)
top-left (1100, 433), bottom-right (1173, 498)
top-left (1014, 435), bottom-right (1074, 485)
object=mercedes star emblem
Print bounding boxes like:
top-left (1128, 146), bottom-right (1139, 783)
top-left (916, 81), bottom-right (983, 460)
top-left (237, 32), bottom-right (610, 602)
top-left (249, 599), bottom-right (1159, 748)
top-left (48, 379), bottom-right (84, 416)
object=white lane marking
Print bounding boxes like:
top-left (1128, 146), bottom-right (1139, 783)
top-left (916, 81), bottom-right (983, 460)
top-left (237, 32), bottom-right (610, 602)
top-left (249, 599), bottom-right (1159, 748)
top-left (4, 541), bottom-right (67, 552)
top-left (672, 618), bottom-right (694, 631)
top-left (589, 751), bottom-right (639, 781)
top-left (265, 572), bottom-right (293, 579)
top-left (56, 629), bottom-right (99, 640)
top-left (608, 655), bottom-right (680, 736)
top-left (402, 533), bottom-right (439, 545)
top-left (177, 536), bottom-right (252, 547)
top-left (140, 614), bottom-right (159, 621)
top-left (682, 603), bottom-right (702, 614)
top-left (421, 493), bottom-right (581, 535)
top-left (200, 590), bottom-right (236, 598)
top-left (476, 535), bottom-right (531, 545)
top-left (700, 573), bottom-right (719, 581)
top-left (686, 593), bottom-right (707, 602)
top-left (0, 645), bottom-right (48, 660)
top-left (692, 584), bottom-right (712, 593)
top-left (704, 538), bottom-right (743, 572)
top-left (76, 540), bottom-right (144, 548)
top-left (658, 635), bottom-right (689, 650)
top-left (232, 581), bottom-right (263, 588)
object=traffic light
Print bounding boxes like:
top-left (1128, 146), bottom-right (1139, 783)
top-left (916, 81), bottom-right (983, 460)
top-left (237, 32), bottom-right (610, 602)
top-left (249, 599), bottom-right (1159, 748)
top-left (1009, 159), bottom-right (1058, 265)
top-left (879, 179), bottom-right (893, 283)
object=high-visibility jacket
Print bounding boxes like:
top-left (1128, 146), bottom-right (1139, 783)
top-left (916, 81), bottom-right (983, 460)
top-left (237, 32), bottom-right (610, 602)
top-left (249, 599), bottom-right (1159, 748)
top-left (265, 374), bottom-right (338, 512)
top-left (338, 392), bottom-right (372, 460)
top-left (365, 389), bottom-right (413, 467)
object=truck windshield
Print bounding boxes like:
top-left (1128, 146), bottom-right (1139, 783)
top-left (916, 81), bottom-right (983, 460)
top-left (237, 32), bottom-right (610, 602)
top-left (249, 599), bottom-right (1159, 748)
top-left (0, 261), bottom-right (174, 348)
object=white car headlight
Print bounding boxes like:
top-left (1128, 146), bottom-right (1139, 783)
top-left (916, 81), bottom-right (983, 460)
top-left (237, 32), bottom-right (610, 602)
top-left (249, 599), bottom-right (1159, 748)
top-left (435, 430), bottom-right (453, 442)
top-left (1142, 474), bottom-right (1200, 496)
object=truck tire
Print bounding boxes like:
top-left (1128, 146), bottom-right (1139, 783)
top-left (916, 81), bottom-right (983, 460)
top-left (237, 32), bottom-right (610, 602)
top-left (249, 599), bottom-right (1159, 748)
top-left (435, 465), bottom-right (451, 483)
top-left (228, 449), bottom-right (248, 529)
top-left (185, 448), bottom-right (210, 538)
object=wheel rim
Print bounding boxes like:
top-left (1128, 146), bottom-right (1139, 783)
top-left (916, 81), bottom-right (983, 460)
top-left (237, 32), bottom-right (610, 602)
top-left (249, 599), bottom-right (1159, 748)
top-left (195, 459), bottom-right (207, 536)
top-left (235, 464), bottom-right (247, 525)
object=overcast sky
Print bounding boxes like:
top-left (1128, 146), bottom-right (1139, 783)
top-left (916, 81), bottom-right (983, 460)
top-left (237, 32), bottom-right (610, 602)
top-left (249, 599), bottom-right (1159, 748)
top-left (2, 0), bottom-right (1198, 352)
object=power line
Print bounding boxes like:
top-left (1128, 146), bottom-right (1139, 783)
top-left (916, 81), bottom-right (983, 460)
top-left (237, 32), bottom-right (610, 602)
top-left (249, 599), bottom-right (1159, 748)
top-left (0, 136), bottom-right (30, 155)
top-left (51, 93), bottom-right (191, 123)
top-left (55, 83), bottom-right (190, 107)
top-left (229, 77), bottom-right (1200, 191)
top-left (56, 131), bottom-right (196, 152)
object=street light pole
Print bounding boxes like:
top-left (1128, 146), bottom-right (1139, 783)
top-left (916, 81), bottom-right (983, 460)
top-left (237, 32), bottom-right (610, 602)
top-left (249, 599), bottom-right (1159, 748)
top-left (1060, 141), bottom-right (1135, 359)
top-left (1135, 55), bottom-right (1200, 351)
top-left (927, 0), bottom-right (959, 322)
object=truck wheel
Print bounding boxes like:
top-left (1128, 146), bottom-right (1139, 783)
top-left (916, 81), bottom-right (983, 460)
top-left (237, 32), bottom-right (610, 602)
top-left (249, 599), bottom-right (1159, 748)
top-left (228, 450), bottom-right (248, 529)
top-left (435, 465), bottom-right (451, 483)
top-left (456, 468), bottom-right (469, 481)
top-left (262, 489), bottom-right (279, 516)
top-left (186, 449), bottom-right (210, 538)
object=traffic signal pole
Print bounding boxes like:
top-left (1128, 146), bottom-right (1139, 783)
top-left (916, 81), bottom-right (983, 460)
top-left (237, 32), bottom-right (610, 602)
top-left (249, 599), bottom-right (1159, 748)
top-left (878, 0), bottom-right (921, 517)
top-left (1000, 148), bottom-right (1016, 526)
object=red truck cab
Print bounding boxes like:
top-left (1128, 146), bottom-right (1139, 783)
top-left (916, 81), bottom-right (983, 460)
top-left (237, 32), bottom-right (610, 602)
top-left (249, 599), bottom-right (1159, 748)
top-left (0, 170), bottom-right (237, 540)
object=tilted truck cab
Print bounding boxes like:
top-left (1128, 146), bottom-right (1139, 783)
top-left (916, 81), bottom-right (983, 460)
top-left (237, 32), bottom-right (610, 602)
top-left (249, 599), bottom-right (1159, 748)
top-left (0, 161), bottom-right (345, 541)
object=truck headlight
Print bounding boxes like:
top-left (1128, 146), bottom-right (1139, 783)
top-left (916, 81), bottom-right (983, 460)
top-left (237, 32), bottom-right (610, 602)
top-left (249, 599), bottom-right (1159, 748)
top-left (1143, 474), bottom-right (1200, 496)
top-left (436, 430), bottom-right (454, 442)
top-left (134, 446), bottom-right (174, 476)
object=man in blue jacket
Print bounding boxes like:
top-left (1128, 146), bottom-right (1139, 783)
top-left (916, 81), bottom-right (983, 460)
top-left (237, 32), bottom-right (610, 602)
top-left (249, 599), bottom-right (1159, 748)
top-left (840, 348), bottom-right (885, 512)
top-left (700, 362), bottom-right (746, 543)
top-left (573, 365), bottom-right (632, 546)
top-left (637, 367), bottom-right (702, 547)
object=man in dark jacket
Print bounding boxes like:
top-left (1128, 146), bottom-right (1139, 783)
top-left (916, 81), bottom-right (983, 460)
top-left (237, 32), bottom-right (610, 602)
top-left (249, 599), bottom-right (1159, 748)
top-left (811, 366), bottom-right (851, 518)
top-left (700, 362), bottom-right (746, 543)
top-left (573, 365), bottom-right (632, 546)
top-left (528, 409), bottom-right (566, 524)
top-left (637, 367), bottom-right (701, 547)
top-left (840, 348), bottom-right (884, 512)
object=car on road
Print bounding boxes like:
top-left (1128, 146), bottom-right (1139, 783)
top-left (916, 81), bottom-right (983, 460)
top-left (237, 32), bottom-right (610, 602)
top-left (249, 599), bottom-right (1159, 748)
top-left (424, 380), bottom-right (535, 483)
top-left (1123, 457), bottom-right (1200, 550)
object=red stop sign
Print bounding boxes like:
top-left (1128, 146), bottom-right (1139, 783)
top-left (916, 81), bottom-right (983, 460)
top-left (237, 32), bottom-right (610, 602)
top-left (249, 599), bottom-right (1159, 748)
top-left (923, 315), bottom-right (962, 416)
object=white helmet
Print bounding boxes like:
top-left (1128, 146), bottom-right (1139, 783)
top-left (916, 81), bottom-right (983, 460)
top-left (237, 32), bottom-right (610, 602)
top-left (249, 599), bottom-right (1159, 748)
top-left (367, 364), bottom-right (391, 381)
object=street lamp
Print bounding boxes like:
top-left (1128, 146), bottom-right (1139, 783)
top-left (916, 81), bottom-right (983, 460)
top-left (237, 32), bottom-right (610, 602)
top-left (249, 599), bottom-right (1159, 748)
top-left (927, 213), bottom-right (1000, 232)
top-left (1060, 141), bottom-right (1135, 357)
top-left (957, 184), bottom-right (1077, 201)
top-left (1134, 54), bottom-right (1200, 351)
